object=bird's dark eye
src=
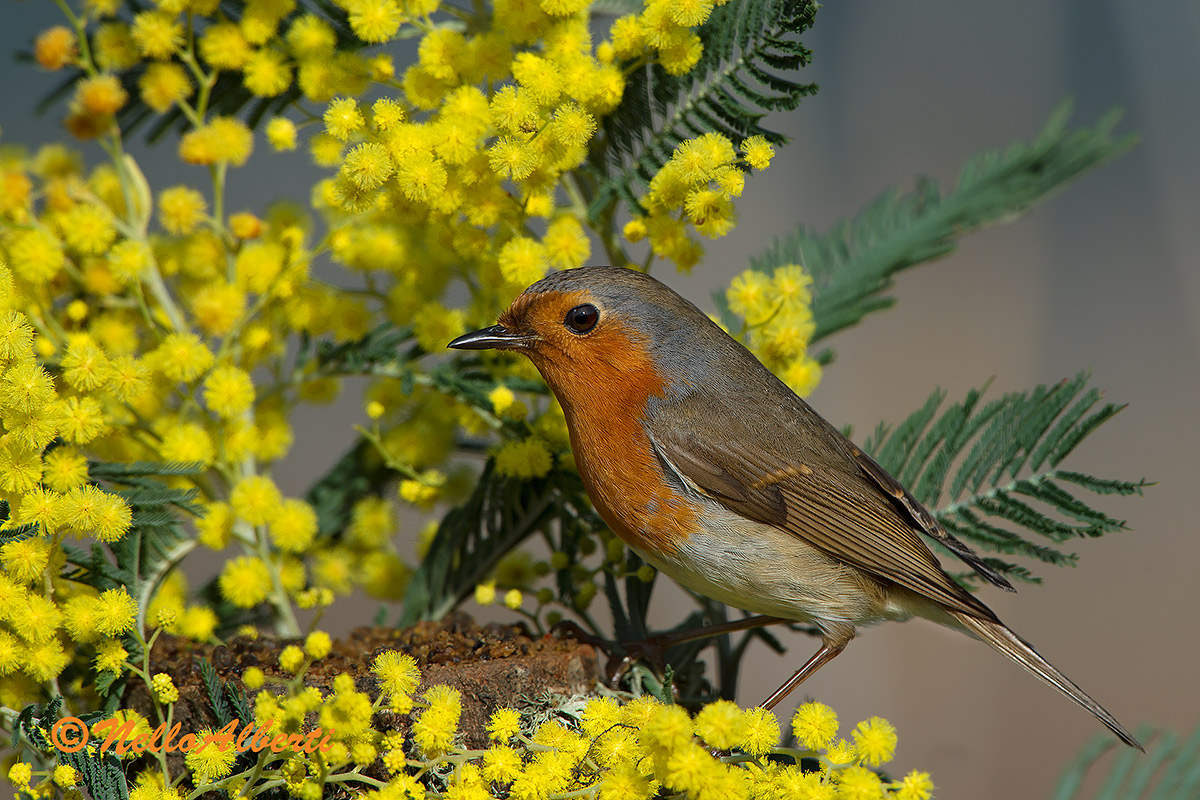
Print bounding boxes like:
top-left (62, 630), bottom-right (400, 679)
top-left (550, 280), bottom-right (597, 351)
top-left (564, 303), bottom-right (599, 334)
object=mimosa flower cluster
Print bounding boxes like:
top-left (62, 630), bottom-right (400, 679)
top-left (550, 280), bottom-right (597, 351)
top-left (1, 0), bottom-right (841, 794)
top-left (8, 639), bottom-right (933, 800)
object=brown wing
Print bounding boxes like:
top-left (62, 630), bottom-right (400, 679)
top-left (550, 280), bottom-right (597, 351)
top-left (645, 391), bottom-right (1000, 622)
top-left (853, 447), bottom-right (1014, 591)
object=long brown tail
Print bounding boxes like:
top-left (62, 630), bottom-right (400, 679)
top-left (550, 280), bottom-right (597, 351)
top-left (953, 612), bottom-right (1143, 751)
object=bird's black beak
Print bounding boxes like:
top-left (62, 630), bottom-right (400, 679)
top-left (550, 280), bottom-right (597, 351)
top-left (447, 325), bottom-right (531, 351)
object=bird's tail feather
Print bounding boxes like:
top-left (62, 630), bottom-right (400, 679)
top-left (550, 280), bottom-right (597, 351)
top-left (952, 612), bottom-right (1143, 751)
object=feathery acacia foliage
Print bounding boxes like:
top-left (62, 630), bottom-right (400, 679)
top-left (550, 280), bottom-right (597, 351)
top-left (14, 698), bottom-right (129, 800)
top-left (863, 372), bottom-right (1149, 586)
top-left (399, 462), bottom-right (590, 626)
top-left (588, 0), bottom-right (819, 220)
top-left (0, 504), bottom-right (38, 544)
top-left (749, 104), bottom-right (1136, 346)
top-left (63, 461), bottom-right (203, 616)
top-left (1054, 719), bottom-right (1200, 800)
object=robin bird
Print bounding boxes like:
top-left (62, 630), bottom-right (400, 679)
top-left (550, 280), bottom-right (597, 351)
top-left (448, 265), bottom-right (1141, 750)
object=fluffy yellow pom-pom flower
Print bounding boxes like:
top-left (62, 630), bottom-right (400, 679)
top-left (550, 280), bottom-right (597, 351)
top-left (200, 22), bottom-right (252, 69)
top-left (694, 699), bottom-right (747, 750)
top-left (218, 556), bottom-right (272, 608)
top-left (497, 238), bottom-right (548, 290)
top-left (35, 26), bottom-right (77, 70)
top-left (179, 117), bottom-right (254, 167)
top-left (151, 332), bottom-right (214, 383)
top-left (739, 707), bottom-right (780, 758)
top-left (792, 701), bottom-right (839, 751)
top-left (726, 269), bottom-right (774, 326)
top-left (851, 716), bottom-right (898, 766)
top-left (342, 142), bottom-right (395, 190)
top-left (0, 538), bottom-right (52, 585)
top-left (139, 62), bottom-right (192, 112)
top-left (488, 136), bottom-right (540, 181)
top-left (231, 475), bottom-right (283, 525)
top-left (305, 630), bottom-right (332, 659)
top-left (184, 727), bottom-right (236, 783)
top-left (160, 422), bottom-right (216, 467)
top-left (494, 437), bottom-right (553, 479)
top-left (542, 215), bottom-right (591, 269)
top-left (266, 117), bottom-right (298, 151)
top-left (203, 364), bottom-right (255, 418)
top-left (95, 589), bottom-right (139, 637)
top-left (63, 484), bottom-right (131, 542)
top-left (75, 74), bottom-right (127, 116)
top-left (158, 185), bottom-right (207, 234)
top-left (348, 0), bottom-right (402, 43)
top-left (324, 96), bottom-right (365, 140)
top-left (413, 685), bottom-right (462, 756)
top-left (894, 770), bottom-right (935, 800)
top-left (741, 135), bottom-right (775, 170)
top-left (269, 498), bottom-right (318, 553)
top-left (373, 650), bottom-right (420, 701)
top-left (131, 12), bottom-right (183, 59)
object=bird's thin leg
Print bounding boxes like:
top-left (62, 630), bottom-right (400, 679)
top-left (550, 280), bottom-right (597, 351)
top-left (639, 614), bottom-right (789, 650)
top-left (758, 640), bottom-right (846, 711)
top-left (618, 614), bottom-right (791, 670)
top-left (601, 615), bottom-right (790, 692)
top-left (556, 615), bottom-right (796, 691)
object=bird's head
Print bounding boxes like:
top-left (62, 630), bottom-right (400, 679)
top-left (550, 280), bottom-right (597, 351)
top-left (448, 267), bottom-right (736, 407)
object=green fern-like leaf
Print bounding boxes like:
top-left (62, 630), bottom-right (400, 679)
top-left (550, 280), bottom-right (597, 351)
top-left (862, 372), bottom-right (1149, 585)
top-left (88, 460), bottom-right (211, 479)
top-left (198, 657), bottom-right (254, 769)
top-left (398, 461), bottom-right (590, 626)
top-left (300, 332), bottom-right (550, 541)
top-left (428, 361), bottom-right (547, 413)
top-left (1053, 720), bottom-right (1200, 800)
top-left (0, 515), bottom-right (40, 544)
top-left (200, 658), bottom-right (237, 726)
top-left (61, 460), bottom-right (204, 627)
top-left (306, 323), bottom-right (414, 374)
top-left (587, 0), bottom-right (819, 221)
top-left (749, 103), bottom-right (1136, 346)
top-left (15, 698), bottom-right (130, 800)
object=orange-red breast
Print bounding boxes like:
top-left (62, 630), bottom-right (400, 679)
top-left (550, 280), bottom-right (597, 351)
top-left (448, 266), bottom-right (1141, 749)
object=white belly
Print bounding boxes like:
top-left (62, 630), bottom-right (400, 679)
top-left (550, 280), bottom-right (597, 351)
top-left (631, 504), bottom-right (904, 641)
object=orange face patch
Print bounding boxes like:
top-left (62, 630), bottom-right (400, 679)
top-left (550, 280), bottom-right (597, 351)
top-left (503, 289), bottom-right (698, 556)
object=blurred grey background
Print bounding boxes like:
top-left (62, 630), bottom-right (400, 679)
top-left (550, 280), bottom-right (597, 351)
top-left (3, 0), bottom-right (1197, 797)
